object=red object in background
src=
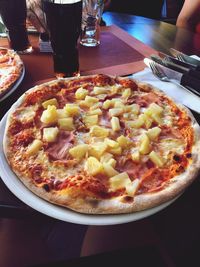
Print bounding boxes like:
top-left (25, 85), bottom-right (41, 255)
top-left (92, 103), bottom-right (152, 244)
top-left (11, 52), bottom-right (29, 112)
top-left (195, 23), bottom-right (200, 34)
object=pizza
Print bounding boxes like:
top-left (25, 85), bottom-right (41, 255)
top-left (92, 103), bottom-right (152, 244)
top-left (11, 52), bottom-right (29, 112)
top-left (0, 47), bottom-right (24, 99)
top-left (3, 74), bottom-right (200, 214)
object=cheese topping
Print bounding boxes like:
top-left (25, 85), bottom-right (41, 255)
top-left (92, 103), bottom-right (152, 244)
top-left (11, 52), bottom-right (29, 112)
top-left (8, 76), bottom-right (194, 199)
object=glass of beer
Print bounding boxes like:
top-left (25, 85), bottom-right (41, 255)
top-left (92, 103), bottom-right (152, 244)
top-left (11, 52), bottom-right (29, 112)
top-left (42, 0), bottom-right (82, 78)
top-left (0, 0), bottom-right (32, 53)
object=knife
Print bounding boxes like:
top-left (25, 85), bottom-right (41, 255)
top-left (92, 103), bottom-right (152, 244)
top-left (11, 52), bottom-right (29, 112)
top-left (144, 58), bottom-right (200, 97)
top-left (158, 51), bottom-right (200, 71)
top-left (170, 48), bottom-right (200, 67)
top-left (150, 54), bottom-right (200, 80)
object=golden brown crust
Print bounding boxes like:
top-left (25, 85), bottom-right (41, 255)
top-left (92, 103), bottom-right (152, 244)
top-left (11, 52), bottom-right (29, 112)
top-left (3, 74), bottom-right (200, 214)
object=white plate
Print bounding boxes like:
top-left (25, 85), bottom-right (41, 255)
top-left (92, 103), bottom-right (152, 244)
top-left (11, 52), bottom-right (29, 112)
top-left (0, 64), bottom-right (25, 102)
top-left (0, 113), bottom-right (179, 225)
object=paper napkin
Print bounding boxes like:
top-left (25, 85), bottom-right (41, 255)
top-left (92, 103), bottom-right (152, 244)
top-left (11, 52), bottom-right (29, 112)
top-left (131, 67), bottom-right (200, 114)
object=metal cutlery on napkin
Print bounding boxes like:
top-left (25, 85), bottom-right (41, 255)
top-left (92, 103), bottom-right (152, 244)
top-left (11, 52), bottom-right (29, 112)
top-left (144, 58), bottom-right (200, 97)
top-left (150, 54), bottom-right (200, 80)
top-left (170, 48), bottom-right (200, 67)
top-left (158, 51), bottom-right (200, 71)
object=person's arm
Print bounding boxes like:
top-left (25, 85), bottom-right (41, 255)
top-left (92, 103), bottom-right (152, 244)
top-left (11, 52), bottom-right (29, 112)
top-left (176, 0), bottom-right (200, 31)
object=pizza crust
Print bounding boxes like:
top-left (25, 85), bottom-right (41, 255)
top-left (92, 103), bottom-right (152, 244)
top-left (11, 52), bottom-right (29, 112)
top-left (3, 75), bottom-right (200, 214)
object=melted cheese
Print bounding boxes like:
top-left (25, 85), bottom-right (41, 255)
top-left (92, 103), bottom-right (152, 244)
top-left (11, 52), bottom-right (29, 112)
top-left (16, 105), bottom-right (37, 123)
top-left (159, 138), bottom-right (185, 160)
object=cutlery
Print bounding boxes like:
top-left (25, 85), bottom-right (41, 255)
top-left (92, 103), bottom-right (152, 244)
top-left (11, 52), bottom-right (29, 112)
top-left (170, 48), bottom-right (200, 67)
top-left (144, 58), bottom-right (200, 97)
top-left (150, 54), bottom-right (200, 80)
top-left (158, 51), bottom-right (200, 71)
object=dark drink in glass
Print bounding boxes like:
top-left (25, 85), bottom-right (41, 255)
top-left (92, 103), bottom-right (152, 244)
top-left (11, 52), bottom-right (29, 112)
top-left (42, 0), bottom-right (82, 78)
top-left (0, 0), bottom-right (32, 52)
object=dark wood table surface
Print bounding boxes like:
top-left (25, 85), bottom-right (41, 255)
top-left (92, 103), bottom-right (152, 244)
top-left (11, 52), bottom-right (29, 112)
top-left (1, 11), bottom-right (200, 228)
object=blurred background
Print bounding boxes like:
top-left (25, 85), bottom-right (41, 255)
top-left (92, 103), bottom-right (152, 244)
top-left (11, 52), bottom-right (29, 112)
top-left (107, 0), bottom-right (184, 23)
top-left (0, 0), bottom-right (185, 35)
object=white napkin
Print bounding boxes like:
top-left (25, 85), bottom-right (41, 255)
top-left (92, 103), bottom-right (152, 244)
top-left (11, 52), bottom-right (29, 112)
top-left (131, 67), bottom-right (200, 114)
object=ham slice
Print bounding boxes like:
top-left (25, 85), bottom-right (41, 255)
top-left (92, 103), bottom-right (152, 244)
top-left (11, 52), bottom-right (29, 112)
top-left (117, 159), bottom-right (146, 180)
top-left (46, 131), bottom-right (75, 160)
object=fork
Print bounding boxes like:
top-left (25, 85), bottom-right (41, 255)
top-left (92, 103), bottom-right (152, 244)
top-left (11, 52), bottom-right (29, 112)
top-left (149, 61), bottom-right (171, 82)
top-left (176, 53), bottom-right (185, 62)
top-left (149, 61), bottom-right (200, 97)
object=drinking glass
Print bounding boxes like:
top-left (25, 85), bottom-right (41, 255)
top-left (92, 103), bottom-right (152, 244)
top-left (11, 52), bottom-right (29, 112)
top-left (0, 0), bottom-right (32, 53)
top-left (80, 0), bottom-right (104, 47)
top-left (42, 0), bottom-right (82, 78)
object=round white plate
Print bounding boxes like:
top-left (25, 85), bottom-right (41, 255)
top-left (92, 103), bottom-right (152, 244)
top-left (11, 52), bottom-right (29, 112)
top-left (0, 64), bottom-right (25, 102)
top-left (0, 113), bottom-right (179, 225)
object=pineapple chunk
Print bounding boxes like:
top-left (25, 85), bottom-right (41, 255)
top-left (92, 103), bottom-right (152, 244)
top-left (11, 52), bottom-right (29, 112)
top-left (90, 125), bottom-right (110, 138)
top-left (123, 113), bottom-right (130, 119)
top-left (102, 99), bottom-right (112, 109)
top-left (139, 114), bottom-right (153, 129)
top-left (58, 118), bottom-right (74, 131)
top-left (139, 134), bottom-right (151, 155)
top-left (125, 104), bottom-right (140, 114)
top-left (125, 179), bottom-right (140, 196)
top-left (27, 139), bottom-right (43, 156)
top-left (85, 96), bottom-right (99, 106)
top-left (100, 152), bottom-right (113, 163)
top-left (69, 144), bottom-right (89, 160)
top-left (79, 96), bottom-right (99, 108)
top-left (149, 151), bottom-right (164, 167)
top-left (103, 163), bottom-right (119, 177)
top-left (57, 109), bottom-right (69, 119)
top-left (145, 103), bottom-right (163, 115)
top-left (64, 104), bottom-right (80, 117)
top-left (111, 117), bottom-right (120, 132)
top-left (111, 84), bottom-right (121, 94)
top-left (90, 102), bottom-right (102, 110)
top-left (131, 150), bottom-right (140, 163)
top-left (40, 105), bottom-right (58, 124)
top-left (108, 146), bottom-right (122, 155)
top-left (109, 108), bottom-right (123, 117)
top-left (93, 86), bottom-right (108, 95)
top-left (104, 138), bottom-right (119, 148)
top-left (117, 135), bottom-right (131, 148)
top-left (89, 142), bottom-right (108, 159)
top-left (122, 88), bottom-right (132, 98)
top-left (109, 172), bottom-right (131, 191)
top-left (107, 158), bottom-right (117, 168)
top-left (85, 157), bottom-right (104, 176)
top-left (100, 152), bottom-right (116, 165)
top-left (114, 100), bottom-right (124, 109)
top-left (127, 116), bottom-right (144, 129)
top-left (42, 98), bottom-right (58, 109)
top-left (147, 127), bottom-right (161, 140)
top-left (43, 127), bottom-right (59, 142)
top-left (151, 113), bottom-right (163, 125)
top-left (87, 108), bottom-right (102, 116)
top-left (83, 114), bottom-right (99, 127)
top-left (75, 87), bottom-right (88, 100)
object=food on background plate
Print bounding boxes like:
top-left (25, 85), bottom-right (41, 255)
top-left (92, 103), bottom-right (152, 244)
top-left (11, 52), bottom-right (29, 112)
top-left (0, 48), bottom-right (23, 98)
top-left (3, 74), bottom-right (200, 214)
